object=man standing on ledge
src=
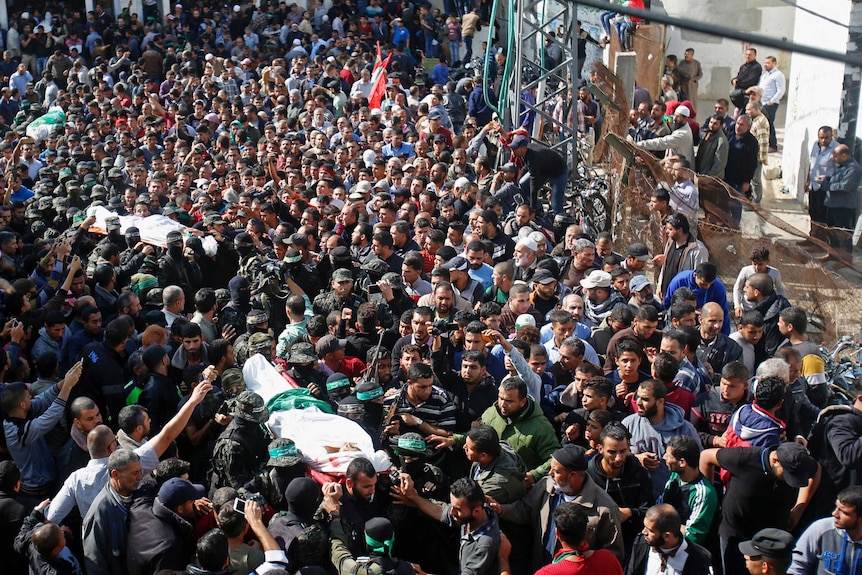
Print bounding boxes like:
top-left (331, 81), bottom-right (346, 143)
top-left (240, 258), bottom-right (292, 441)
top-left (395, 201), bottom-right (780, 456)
top-left (508, 134), bottom-right (568, 217)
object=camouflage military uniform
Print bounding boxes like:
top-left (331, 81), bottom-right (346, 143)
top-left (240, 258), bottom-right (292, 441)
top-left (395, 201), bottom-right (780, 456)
top-left (210, 419), bottom-right (270, 492)
top-left (312, 290), bottom-right (363, 318)
top-left (219, 303), bottom-right (249, 338)
top-left (209, 391), bottom-right (271, 493)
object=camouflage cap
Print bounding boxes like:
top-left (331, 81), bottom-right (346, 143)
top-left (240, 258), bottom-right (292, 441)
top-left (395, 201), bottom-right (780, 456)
top-left (246, 309), bottom-right (268, 325)
top-left (221, 368), bottom-right (246, 393)
top-left (360, 257), bottom-right (389, 277)
top-left (286, 342), bottom-right (318, 364)
top-left (248, 331), bottom-right (274, 352)
top-left (234, 390), bottom-right (269, 423)
top-left (382, 272), bottom-right (405, 291)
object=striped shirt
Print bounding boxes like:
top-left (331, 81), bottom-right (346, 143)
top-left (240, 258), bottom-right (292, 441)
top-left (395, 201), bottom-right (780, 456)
top-left (659, 472), bottom-right (718, 546)
top-left (387, 385), bottom-right (458, 433)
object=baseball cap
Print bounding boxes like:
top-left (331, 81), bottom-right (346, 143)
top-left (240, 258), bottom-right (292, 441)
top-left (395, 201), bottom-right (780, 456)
top-left (580, 270), bottom-right (612, 289)
top-left (315, 334), bottom-right (344, 357)
top-left (204, 213), bottom-right (227, 226)
top-left (158, 477), bottom-right (206, 509)
top-left (738, 528), bottom-right (795, 559)
top-left (776, 442), bottom-right (818, 488)
top-left (532, 268), bottom-right (557, 285)
top-left (629, 275), bottom-right (653, 293)
top-left (428, 109), bottom-right (442, 120)
top-left (286, 342), bottom-right (318, 364)
top-left (442, 256), bottom-right (468, 272)
top-left (509, 134), bottom-right (530, 149)
top-left (453, 176), bottom-right (470, 190)
top-left (289, 232), bottom-right (309, 247)
top-left (501, 162), bottom-right (518, 173)
top-left (626, 242), bottom-right (650, 261)
top-left (515, 314), bottom-right (536, 329)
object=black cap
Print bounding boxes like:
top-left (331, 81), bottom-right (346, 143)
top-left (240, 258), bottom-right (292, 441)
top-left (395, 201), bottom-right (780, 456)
top-left (552, 444), bottom-right (587, 472)
top-left (738, 528), bottom-right (795, 559)
top-left (776, 442), bottom-right (818, 488)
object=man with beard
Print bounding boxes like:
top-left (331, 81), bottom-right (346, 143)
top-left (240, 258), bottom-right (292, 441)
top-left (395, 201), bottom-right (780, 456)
top-left (351, 223), bottom-right (374, 262)
top-left (625, 504), bottom-right (713, 575)
top-left (637, 106), bottom-right (695, 166)
top-left (725, 114), bottom-right (760, 197)
top-left (158, 230), bottom-right (202, 312)
top-left (604, 305), bottom-right (662, 375)
top-left (622, 380), bottom-right (700, 500)
top-left (513, 237), bottom-right (539, 283)
top-left (586, 422), bottom-right (653, 560)
top-left (660, 435), bottom-right (718, 546)
top-left (486, 444), bottom-right (624, 567)
top-left (313, 269), bottom-right (363, 317)
top-left (333, 457), bottom-right (391, 557)
top-left (170, 323), bottom-right (211, 382)
top-left (581, 271), bottom-right (628, 330)
top-left (561, 238), bottom-right (599, 289)
top-left (695, 115), bottom-right (729, 179)
top-left (790, 486), bottom-right (862, 575)
top-left (395, 476), bottom-right (500, 575)
top-left (431, 377), bottom-right (559, 489)
top-left (531, 269), bottom-right (560, 319)
top-left (656, 215), bottom-right (707, 299)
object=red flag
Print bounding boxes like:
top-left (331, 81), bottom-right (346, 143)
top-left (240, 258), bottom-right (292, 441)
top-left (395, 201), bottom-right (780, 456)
top-left (369, 42), bottom-right (392, 109)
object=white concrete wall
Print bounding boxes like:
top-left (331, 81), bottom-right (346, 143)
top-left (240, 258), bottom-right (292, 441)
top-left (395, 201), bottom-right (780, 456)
top-left (656, 0), bottom-right (796, 120)
top-left (783, 0), bottom-right (851, 200)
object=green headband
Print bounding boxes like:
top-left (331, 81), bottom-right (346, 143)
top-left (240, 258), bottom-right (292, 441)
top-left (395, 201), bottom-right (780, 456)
top-left (356, 386), bottom-right (384, 401)
top-left (364, 533), bottom-right (395, 557)
top-left (134, 277), bottom-right (158, 293)
top-left (268, 444), bottom-right (298, 459)
top-left (326, 377), bottom-right (351, 391)
top-left (397, 437), bottom-right (427, 452)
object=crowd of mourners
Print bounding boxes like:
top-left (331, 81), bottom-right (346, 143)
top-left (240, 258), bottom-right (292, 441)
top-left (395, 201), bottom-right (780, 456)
top-left (0, 3), bottom-right (860, 575)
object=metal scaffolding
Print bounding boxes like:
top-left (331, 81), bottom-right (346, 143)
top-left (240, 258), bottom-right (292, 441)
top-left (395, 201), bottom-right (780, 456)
top-left (507, 0), bottom-right (580, 178)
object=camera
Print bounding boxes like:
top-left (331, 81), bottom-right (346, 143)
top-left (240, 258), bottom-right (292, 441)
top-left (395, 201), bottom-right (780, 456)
top-left (430, 319), bottom-right (459, 337)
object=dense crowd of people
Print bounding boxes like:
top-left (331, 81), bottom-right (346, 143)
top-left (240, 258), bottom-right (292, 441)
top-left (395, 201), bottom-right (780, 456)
top-left (0, 3), bottom-right (858, 575)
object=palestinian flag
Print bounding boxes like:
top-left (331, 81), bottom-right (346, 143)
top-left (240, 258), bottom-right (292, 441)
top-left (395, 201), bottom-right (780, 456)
top-left (369, 42), bottom-right (392, 109)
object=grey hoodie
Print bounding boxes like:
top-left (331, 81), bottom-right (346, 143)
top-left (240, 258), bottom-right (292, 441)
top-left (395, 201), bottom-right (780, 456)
top-left (622, 402), bottom-right (700, 498)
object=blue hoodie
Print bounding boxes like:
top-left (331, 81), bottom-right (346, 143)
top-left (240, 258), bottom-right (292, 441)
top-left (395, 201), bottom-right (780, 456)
top-left (727, 403), bottom-right (785, 449)
top-left (623, 402), bottom-right (701, 499)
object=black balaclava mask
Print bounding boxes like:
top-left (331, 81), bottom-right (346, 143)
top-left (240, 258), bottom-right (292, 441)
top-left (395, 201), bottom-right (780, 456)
top-left (229, 275), bottom-right (251, 308)
top-left (285, 477), bottom-right (322, 519)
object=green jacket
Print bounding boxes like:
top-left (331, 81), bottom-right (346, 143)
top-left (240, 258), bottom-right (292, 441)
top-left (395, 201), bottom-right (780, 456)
top-left (454, 397), bottom-right (559, 481)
